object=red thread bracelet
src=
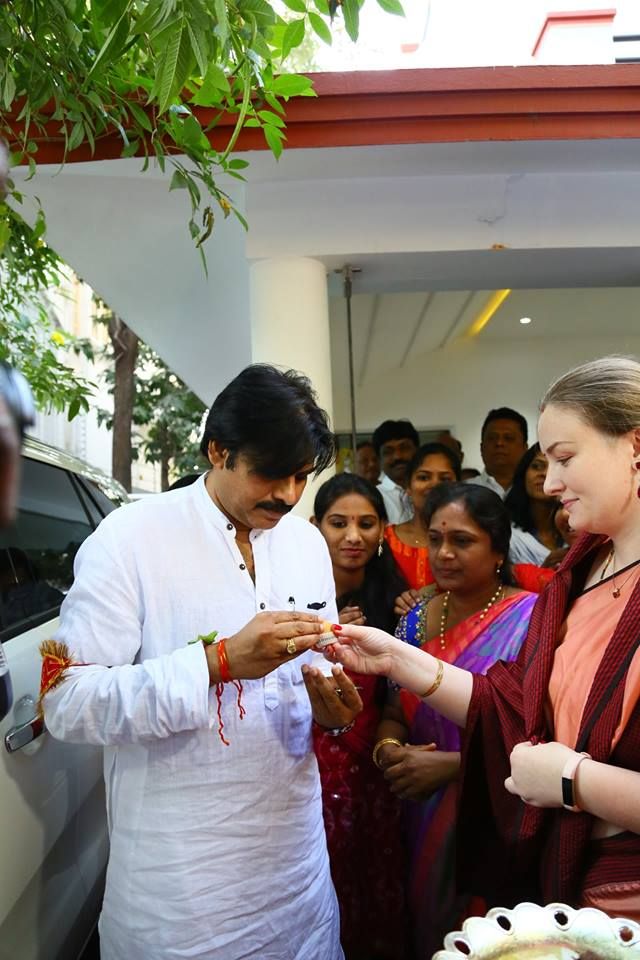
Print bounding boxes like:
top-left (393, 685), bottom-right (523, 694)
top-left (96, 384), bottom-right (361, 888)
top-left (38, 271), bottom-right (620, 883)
top-left (217, 638), bottom-right (232, 683)
top-left (213, 639), bottom-right (245, 746)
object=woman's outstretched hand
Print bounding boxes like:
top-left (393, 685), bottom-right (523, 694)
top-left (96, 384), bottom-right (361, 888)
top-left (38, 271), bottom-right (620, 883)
top-left (325, 623), bottom-right (399, 677)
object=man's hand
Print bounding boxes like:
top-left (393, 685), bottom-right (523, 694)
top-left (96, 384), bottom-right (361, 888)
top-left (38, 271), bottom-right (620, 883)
top-left (302, 665), bottom-right (362, 730)
top-left (383, 743), bottom-right (459, 800)
top-left (205, 611), bottom-right (321, 683)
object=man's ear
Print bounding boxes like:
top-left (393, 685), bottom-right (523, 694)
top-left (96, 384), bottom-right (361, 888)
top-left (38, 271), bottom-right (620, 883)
top-left (207, 439), bottom-right (228, 469)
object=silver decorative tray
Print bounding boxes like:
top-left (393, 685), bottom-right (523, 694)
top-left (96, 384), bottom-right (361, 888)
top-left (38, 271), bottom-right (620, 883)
top-left (433, 901), bottom-right (640, 959)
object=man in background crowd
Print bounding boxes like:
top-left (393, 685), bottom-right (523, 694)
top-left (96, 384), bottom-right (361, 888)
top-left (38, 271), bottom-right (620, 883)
top-left (353, 440), bottom-right (380, 486)
top-left (371, 419), bottom-right (419, 524)
top-left (468, 406), bottom-right (528, 499)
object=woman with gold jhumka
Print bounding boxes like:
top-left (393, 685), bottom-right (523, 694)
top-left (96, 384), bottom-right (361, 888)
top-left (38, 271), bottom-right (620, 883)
top-left (374, 484), bottom-right (536, 958)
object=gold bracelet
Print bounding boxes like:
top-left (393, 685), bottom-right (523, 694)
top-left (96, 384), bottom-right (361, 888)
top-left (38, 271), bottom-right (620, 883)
top-left (421, 658), bottom-right (444, 698)
top-left (372, 737), bottom-right (403, 769)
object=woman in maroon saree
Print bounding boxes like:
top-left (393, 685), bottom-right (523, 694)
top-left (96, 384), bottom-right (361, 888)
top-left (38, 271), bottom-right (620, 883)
top-left (329, 357), bottom-right (640, 923)
top-left (375, 485), bottom-right (536, 957)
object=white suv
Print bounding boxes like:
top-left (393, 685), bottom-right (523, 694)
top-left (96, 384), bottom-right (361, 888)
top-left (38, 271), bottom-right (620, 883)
top-left (0, 438), bottom-right (127, 960)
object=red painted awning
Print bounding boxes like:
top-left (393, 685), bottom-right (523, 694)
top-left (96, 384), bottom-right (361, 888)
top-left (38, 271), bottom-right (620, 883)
top-left (8, 63), bottom-right (640, 166)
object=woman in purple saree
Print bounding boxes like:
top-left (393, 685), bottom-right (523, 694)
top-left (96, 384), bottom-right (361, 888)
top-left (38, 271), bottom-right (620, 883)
top-left (374, 484), bottom-right (538, 958)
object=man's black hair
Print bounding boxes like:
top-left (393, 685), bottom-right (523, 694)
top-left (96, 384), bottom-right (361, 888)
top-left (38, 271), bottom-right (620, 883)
top-left (481, 407), bottom-right (528, 444)
top-left (199, 364), bottom-right (337, 478)
top-left (356, 439), bottom-right (375, 450)
top-left (371, 419), bottom-right (419, 456)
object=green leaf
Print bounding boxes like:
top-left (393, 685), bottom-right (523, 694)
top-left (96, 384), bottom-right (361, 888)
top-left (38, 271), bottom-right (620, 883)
top-left (282, 0), bottom-right (307, 11)
top-left (88, 9), bottom-right (130, 78)
top-left (192, 62), bottom-right (230, 105)
top-left (187, 21), bottom-right (209, 77)
top-left (281, 18), bottom-right (305, 59)
top-left (129, 101), bottom-right (153, 132)
top-left (3, 72), bottom-right (16, 110)
top-left (68, 120), bottom-right (85, 152)
top-left (155, 17), bottom-right (191, 114)
top-left (258, 109), bottom-right (285, 128)
top-left (341, 0), bottom-right (360, 41)
top-left (264, 90), bottom-right (286, 114)
top-left (271, 73), bottom-right (315, 98)
top-left (121, 138), bottom-right (140, 157)
top-left (214, 0), bottom-right (229, 46)
top-left (375, 0), bottom-right (404, 13)
top-left (237, 0), bottom-right (277, 29)
top-left (67, 397), bottom-right (81, 421)
top-left (313, 0), bottom-right (330, 13)
top-left (263, 124), bottom-right (284, 159)
top-left (308, 11), bottom-right (332, 43)
top-left (170, 169), bottom-right (188, 190)
top-left (0, 220), bottom-right (10, 255)
top-left (228, 158), bottom-right (249, 169)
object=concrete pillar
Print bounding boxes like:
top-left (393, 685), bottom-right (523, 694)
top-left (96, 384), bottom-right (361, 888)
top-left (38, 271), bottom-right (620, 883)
top-left (250, 257), bottom-right (334, 520)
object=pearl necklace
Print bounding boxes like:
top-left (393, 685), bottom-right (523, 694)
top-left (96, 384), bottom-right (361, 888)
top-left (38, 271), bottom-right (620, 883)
top-left (439, 584), bottom-right (504, 650)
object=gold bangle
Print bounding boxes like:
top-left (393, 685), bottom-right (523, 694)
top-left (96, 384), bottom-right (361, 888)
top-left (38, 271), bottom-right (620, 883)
top-left (372, 737), bottom-right (403, 769)
top-left (421, 658), bottom-right (444, 698)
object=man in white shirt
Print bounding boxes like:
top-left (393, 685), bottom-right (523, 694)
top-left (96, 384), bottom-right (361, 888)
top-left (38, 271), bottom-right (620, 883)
top-left (371, 419), bottom-right (419, 524)
top-left (467, 407), bottom-right (529, 500)
top-left (42, 365), bottom-right (361, 960)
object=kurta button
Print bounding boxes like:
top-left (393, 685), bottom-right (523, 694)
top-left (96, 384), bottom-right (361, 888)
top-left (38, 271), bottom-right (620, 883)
top-left (260, 602), bottom-right (266, 610)
top-left (239, 563), bottom-right (246, 570)
top-left (226, 523), bottom-right (233, 531)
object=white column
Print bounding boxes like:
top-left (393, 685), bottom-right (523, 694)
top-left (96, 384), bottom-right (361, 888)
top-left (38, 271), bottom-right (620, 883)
top-left (250, 257), bottom-right (334, 520)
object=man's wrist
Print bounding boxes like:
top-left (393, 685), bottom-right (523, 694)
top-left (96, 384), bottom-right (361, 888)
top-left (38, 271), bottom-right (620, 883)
top-left (204, 643), bottom-right (221, 686)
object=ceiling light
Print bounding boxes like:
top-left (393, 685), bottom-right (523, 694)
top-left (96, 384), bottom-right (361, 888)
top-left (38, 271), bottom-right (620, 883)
top-left (519, 317), bottom-right (532, 325)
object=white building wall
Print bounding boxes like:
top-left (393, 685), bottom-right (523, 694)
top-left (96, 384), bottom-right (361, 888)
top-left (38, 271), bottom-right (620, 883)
top-left (332, 334), bottom-right (640, 471)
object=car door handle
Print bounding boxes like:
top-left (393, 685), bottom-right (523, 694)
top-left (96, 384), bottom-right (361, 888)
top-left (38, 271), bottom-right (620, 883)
top-left (5, 715), bottom-right (45, 753)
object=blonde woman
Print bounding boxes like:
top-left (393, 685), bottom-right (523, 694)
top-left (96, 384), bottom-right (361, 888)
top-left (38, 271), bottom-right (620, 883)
top-left (325, 356), bottom-right (640, 920)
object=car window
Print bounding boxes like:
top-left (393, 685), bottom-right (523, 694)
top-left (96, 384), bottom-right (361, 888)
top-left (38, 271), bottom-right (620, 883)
top-left (0, 458), bottom-right (96, 641)
top-left (78, 477), bottom-right (121, 519)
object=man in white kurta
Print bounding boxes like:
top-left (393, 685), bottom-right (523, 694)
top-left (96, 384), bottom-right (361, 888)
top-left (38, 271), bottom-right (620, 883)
top-left (43, 365), bottom-right (356, 960)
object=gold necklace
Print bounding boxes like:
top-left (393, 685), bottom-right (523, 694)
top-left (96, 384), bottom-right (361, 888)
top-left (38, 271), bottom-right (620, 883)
top-left (439, 584), bottom-right (504, 650)
top-left (604, 548), bottom-right (640, 599)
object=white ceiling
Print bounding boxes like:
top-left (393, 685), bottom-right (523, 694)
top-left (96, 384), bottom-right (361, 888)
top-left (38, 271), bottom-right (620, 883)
top-left (329, 287), bottom-right (640, 386)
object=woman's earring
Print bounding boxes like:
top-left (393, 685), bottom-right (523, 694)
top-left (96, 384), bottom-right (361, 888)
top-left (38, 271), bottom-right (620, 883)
top-left (496, 563), bottom-right (502, 577)
top-left (378, 540), bottom-right (384, 557)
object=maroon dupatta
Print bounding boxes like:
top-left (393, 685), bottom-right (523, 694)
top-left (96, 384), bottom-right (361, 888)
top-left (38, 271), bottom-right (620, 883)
top-left (457, 532), bottom-right (640, 907)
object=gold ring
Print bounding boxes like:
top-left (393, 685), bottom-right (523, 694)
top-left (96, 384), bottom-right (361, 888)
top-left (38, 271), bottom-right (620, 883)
top-left (285, 637), bottom-right (297, 655)
top-left (334, 688), bottom-right (342, 697)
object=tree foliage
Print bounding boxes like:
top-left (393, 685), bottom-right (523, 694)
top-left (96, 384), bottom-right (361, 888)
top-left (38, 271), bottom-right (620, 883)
top-left (0, 201), bottom-right (94, 418)
top-left (0, 0), bottom-right (403, 259)
top-left (0, 0), bottom-right (403, 422)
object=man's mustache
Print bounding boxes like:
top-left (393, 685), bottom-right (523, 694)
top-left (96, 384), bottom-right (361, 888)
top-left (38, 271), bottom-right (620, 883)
top-left (390, 458), bottom-right (409, 470)
top-left (255, 500), bottom-right (293, 515)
